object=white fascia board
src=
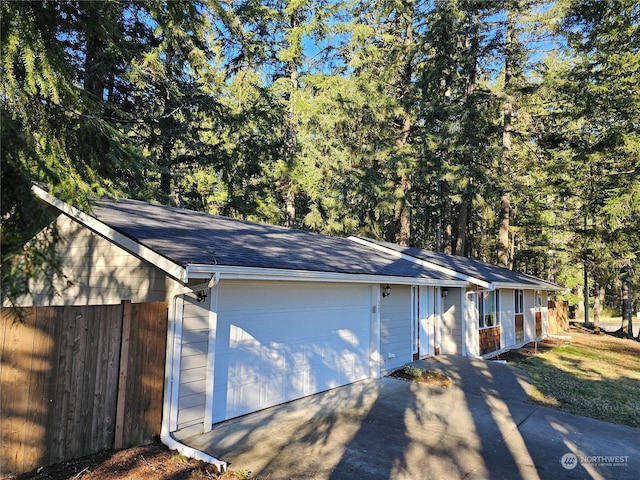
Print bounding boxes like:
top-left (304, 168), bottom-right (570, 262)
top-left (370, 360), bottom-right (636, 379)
top-left (492, 282), bottom-right (565, 291)
top-left (348, 236), bottom-right (489, 288)
top-left (32, 185), bottom-right (187, 282)
top-left (184, 264), bottom-right (467, 287)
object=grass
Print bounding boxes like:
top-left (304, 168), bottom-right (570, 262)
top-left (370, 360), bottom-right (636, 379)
top-left (508, 327), bottom-right (640, 427)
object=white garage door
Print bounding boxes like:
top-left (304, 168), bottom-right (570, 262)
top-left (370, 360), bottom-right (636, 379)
top-left (212, 281), bottom-right (372, 423)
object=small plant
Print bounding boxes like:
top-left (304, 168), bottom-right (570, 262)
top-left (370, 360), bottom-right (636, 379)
top-left (221, 469), bottom-right (253, 479)
top-left (403, 365), bottom-right (423, 377)
top-left (168, 452), bottom-right (190, 465)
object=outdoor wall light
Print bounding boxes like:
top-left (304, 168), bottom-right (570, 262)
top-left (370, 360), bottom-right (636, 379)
top-left (382, 285), bottom-right (392, 298)
top-left (441, 288), bottom-right (449, 298)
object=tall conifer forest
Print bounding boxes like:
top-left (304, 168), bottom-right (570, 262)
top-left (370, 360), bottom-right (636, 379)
top-left (1, 0), bottom-right (638, 327)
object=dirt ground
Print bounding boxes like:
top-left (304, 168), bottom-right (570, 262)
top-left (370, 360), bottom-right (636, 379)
top-left (9, 323), bottom-right (637, 480)
top-left (5, 443), bottom-right (252, 480)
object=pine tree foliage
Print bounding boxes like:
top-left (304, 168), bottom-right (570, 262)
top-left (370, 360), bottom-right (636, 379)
top-left (2, 0), bottom-right (639, 316)
top-left (534, 0), bottom-right (640, 318)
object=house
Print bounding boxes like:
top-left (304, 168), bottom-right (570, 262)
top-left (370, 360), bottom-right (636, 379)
top-left (349, 237), bottom-right (563, 358)
top-left (24, 185), bottom-right (563, 466)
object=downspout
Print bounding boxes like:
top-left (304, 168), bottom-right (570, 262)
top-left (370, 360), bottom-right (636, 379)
top-left (161, 274), bottom-right (227, 472)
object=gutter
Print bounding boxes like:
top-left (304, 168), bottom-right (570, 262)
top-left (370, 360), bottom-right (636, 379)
top-left (161, 276), bottom-right (227, 472)
top-left (184, 264), bottom-right (467, 287)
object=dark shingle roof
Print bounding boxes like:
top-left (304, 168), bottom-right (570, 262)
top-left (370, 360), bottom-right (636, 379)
top-left (356, 237), bottom-right (563, 290)
top-left (89, 198), bottom-right (458, 281)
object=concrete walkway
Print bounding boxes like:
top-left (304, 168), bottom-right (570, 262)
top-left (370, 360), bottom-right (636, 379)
top-left (184, 356), bottom-right (640, 479)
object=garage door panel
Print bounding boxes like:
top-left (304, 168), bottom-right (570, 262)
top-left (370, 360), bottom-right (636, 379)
top-left (220, 283), bottom-right (369, 310)
top-left (212, 282), bottom-right (371, 423)
top-left (262, 344), bottom-right (287, 370)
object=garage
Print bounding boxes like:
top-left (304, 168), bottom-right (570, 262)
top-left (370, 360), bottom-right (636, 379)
top-left (211, 281), bottom-right (374, 423)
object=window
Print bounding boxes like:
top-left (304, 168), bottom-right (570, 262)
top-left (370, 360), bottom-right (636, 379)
top-left (535, 291), bottom-right (543, 308)
top-left (515, 290), bottom-right (524, 315)
top-left (478, 290), bottom-right (499, 328)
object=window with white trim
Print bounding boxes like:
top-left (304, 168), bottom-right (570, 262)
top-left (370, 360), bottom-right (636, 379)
top-left (515, 289), bottom-right (524, 314)
top-left (535, 290), bottom-right (543, 308)
top-left (478, 290), bottom-right (499, 328)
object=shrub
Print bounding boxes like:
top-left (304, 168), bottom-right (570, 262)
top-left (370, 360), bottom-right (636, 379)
top-left (403, 365), bottom-right (423, 377)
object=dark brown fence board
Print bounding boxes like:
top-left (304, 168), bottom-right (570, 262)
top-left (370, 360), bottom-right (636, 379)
top-left (0, 301), bottom-right (167, 476)
top-left (122, 301), bottom-right (167, 448)
top-left (115, 301), bottom-right (132, 449)
top-left (548, 300), bottom-right (569, 334)
top-left (26, 307), bottom-right (49, 471)
top-left (0, 309), bottom-right (25, 471)
top-left (41, 306), bottom-right (59, 466)
top-left (105, 304), bottom-right (124, 447)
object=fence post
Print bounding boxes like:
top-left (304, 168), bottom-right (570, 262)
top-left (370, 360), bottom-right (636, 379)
top-left (114, 300), bottom-right (132, 449)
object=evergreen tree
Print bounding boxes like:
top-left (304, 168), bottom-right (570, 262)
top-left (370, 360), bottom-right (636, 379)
top-left (1, 1), bottom-right (143, 304)
top-left (539, 0), bottom-right (639, 330)
top-left (1, 0), bottom-right (236, 302)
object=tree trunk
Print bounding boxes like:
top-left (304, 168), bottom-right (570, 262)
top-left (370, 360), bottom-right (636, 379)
top-left (394, 171), bottom-right (412, 246)
top-left (285, 187), bottom-right (296, 228)
top-left (455, 194), bottom-right (469, 256)
top-left (440, 180), bottom-right (452, 254)
top-left (393, 7), bottom-right (414, 246)
top-left (283, 16), bottom-right (299, 229)
top-left (160, 136), bottom-right (173, 195)
top-left (593, 279), bottom-right (602, 333)
top-left (622, 265), bottom-right (633, 338)
top-left (456, 7), bottom-right (480, 259)
top-left (84, 5), bottom-right (107, 99)
top-left (583, 211), bottom-right (591, 327)
top-left (394, 108), bottom-right (412, 246)
top-left (498, 5), bottom-right (516, 268)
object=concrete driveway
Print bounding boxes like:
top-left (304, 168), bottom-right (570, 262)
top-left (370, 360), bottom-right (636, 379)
top-left (184, 356), bottom-right (639, 479)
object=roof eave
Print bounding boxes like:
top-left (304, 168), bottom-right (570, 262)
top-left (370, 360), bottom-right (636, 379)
top-left (32, 185), bottom-right (187, 282)
top-left (185, 264), bottom-right (467, 287)
top-left (490, 282), bottom-right (566, 291)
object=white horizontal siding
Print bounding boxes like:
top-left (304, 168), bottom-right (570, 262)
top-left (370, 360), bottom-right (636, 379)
top-left (379, 285), bottom-right (412, 373)
top-left (177, 294), bottom-right (210, 432)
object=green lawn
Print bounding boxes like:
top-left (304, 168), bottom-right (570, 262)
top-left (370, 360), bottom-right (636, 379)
top-left (508, 328), bottom-right (640, 427)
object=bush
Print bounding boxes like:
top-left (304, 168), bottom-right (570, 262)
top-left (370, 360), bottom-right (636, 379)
top-left (403, 365), bottom-right (423, 377)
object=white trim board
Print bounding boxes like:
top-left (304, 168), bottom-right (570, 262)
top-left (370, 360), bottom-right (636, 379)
top-left (33, 185), bottom-right (186, 282)
top-left (185, 264), bottom-right (468, 287)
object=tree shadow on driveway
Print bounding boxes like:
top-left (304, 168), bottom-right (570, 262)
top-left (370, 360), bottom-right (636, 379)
top-left (185, 356), bottom-right (640, 479)
top-left (329, 357), bottom-right (535, 480)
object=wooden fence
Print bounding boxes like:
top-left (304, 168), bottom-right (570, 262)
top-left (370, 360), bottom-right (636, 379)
top-left (548, 300), bottom-right (569, 334)
top-left (0, 301), bottom-right (168, 476)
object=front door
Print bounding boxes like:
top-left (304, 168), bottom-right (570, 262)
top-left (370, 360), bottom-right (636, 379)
top-left (415, 286), bottom-right (435, 358)
top-left (412, 286), bottom-right (419, 359)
